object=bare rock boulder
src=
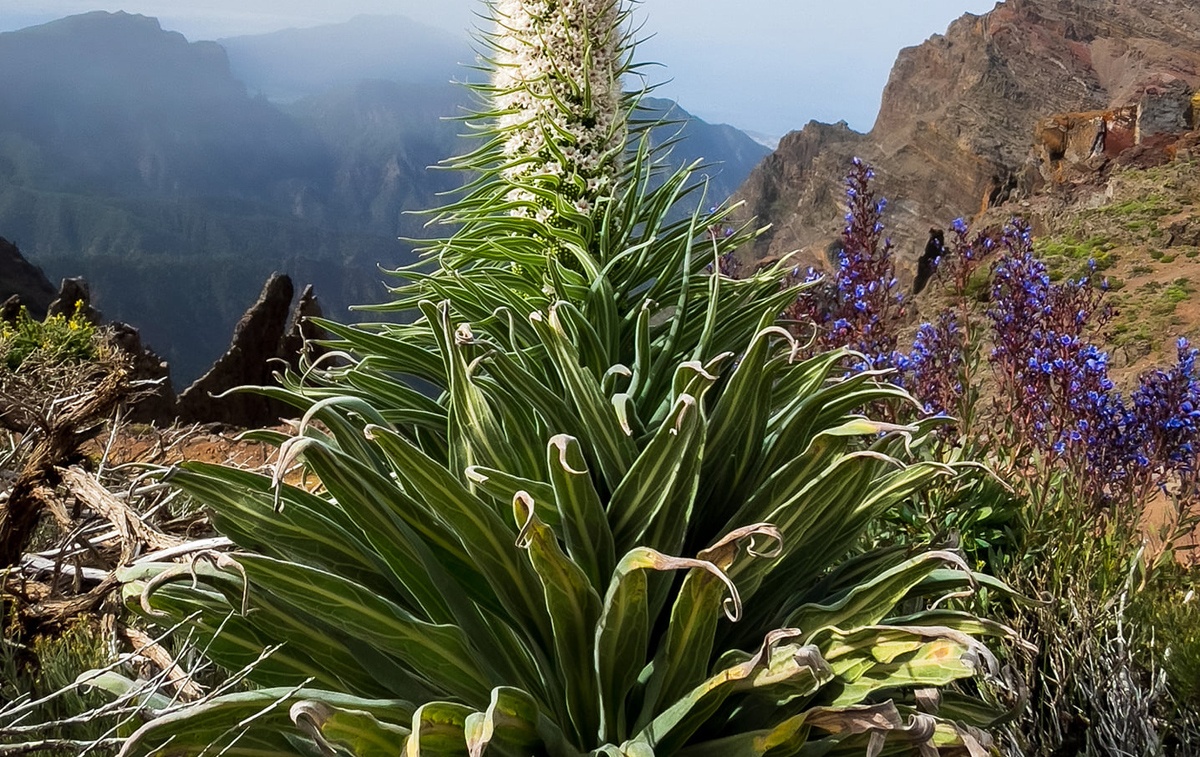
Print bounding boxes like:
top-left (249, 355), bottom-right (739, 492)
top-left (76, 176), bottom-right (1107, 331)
top-left (47, 277), bottom-right (101, 324)
top-left (110, 322), bottom-right (177, 425)
top-left (279, 284), bottom-right (329, 371)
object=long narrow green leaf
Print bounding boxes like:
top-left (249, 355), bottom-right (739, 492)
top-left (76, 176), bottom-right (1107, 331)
top-left (299, 441), bottom-right (474, 623)
top-left (421, 300), bottom-right (513, 474)
top-left (117, 688), bottom-right (413, 757)
top-left (407, 702), bottom-right (474, 756)
top-left (697, 318), bottom-right (793, 532)
top-left (291, 701), bottom-right (412, 757)
top-left (122, 576), bottom-right (376, 695)
top-left (547, 434), bottom-right (615, 590)
top-left (367, 424), bottom-right (554, 654)
top-left (628, 632), bottom-right (830, 754)
top-left (513, 493), bottom-right (602, 749)
top-left (593, 549), bottom-right (656, 744)
top-left (168, 463), bottom-right (392, 598)
top-left (236, 554), bottom-right (494, 705)
top-left (465, 686), bottom-right (571, 757)
top-left (466, 464), bottom-right (559, 528)
top-left (608, 394), bottom-right (705, 553)
top-left (529, 305), bottom-right (637, 488)
top-left (787, 551), bottom-right (972, 635)
top-left (640, 525), bottom-right (783, 720)
top-left (313, 318), bottom-right (447, 385)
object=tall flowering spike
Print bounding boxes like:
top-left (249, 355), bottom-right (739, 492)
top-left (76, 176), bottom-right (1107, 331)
top-left (787, 158), bottom-right (906, 371)
top-left (488, 0), bottom-right (630, 233)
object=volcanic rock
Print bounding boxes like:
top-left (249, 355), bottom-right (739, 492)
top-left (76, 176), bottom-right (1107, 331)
top-left (47, 277), bottom-right (102, 323)
top-left (279, 284), bottom-right (328, 371)
top-left (177, 273), bottom-right (295, 427)
top-left (109, 322), bottom-right (177, 424)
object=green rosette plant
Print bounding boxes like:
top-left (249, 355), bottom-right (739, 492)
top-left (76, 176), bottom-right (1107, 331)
top-left (88, 1), bottom-right (1013, 754)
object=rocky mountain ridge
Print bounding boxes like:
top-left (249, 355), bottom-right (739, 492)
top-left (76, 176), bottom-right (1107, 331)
top-left (734, 0), bottom-right (1200, 278)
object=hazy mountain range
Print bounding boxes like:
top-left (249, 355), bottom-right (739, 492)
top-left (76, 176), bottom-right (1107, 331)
top-left (0, 12), bottom-right (768, 381)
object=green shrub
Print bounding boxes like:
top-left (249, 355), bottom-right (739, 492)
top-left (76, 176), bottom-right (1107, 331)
top-left (0, 306), bottom-right (98, 370)
top-left (1131, 564), bottom-right (1200, 711)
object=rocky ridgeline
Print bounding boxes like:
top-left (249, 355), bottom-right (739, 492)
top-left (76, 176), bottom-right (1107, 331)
top-left (734, 0), bottom-right (1200, 281)
top-left (0, 236), bottom-right (323, 427)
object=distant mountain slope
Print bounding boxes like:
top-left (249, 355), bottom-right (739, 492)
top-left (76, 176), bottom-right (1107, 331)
top-left (0, 11), bottom-right (327, 197)
top-left (0, 12), bottom-right (768, 383)
top-left (220, 15), bottom-right (468, 102)
top-left (0, 13), bottom-right (431, 380)
top-left (732, 0), bottom-right (1200, 275)
top-left (639, 98), bottom-right (771, 209)
top-left (282, 79), bottom-right (467, 240)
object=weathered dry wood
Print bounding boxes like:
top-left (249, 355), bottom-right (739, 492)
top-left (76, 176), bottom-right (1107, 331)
top-left (59, 466), bottom-right (183, 558)
top-left (18, 574), bottom-right (118, 629)
top-left (19, 555), bottom-right (109, 584)
top-left (118, 622), bottom-right (205, 701)
top-left (132, 536), bottom-right (232, 565)
top-left (0, 738), bottom-right (126, 756)
top-left (0, 484), bottom-right (60, 570)
top-left (0, 368), bottom-right (129, 567)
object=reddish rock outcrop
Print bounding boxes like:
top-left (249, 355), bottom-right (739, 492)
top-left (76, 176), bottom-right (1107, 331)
top-left (733, 0), bottom-right (1200, 281)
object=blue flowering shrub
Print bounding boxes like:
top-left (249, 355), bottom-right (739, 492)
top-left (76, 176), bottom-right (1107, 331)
top-left (782, 161), bottom-right (1200, 754)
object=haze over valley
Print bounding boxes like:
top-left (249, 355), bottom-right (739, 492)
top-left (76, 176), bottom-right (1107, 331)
top-left (0, 11), bottom-right (767, 381)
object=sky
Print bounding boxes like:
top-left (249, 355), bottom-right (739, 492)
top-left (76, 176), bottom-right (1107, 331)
top-left (0, 0), bottom-right (999, 139)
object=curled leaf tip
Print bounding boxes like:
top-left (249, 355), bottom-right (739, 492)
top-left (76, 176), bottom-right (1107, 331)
top-left (672, 395), bottom-right (697, 435)
top-left (290, 701), bottom-right (338, 757)
top-left (513, 491), bottom-right (537, 548)
top-left (455, 323), bottom-right (475, 345)
top-left (701, 523), bottom-right (784, 568)
top-left (550, 435), bottom-right (588, 474)
top-left (680, 360), bottom-right (719, 381)
top-left (271, 436), bottom-right (320, 512)
top-left (139, 551), bottom-right (249, 617)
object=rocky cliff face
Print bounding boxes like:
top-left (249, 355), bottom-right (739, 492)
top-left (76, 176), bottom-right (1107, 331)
top-left (734, 0), bottom-right (1200, 277)
top-left (0, 237), bottom-right (55, 318)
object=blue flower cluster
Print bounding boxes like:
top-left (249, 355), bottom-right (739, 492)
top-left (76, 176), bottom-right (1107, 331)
top-left (940, 217), bottom-right (995, 303)
top-left (1089, 339), bottom-right (1200, 493)
top-left (778, 160), bottom-right (1200, 508)
top-left (968, 221), bottom-right (1199, 504)
top-left (896, 310), bottom-right (965, 416)
top-left (986, 223), bottom-right (1117, 464)
top-left (786, 158), bottom-right (905, 370)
